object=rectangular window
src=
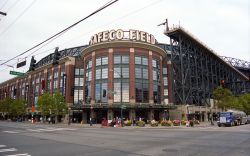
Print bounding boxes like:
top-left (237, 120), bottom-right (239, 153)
top-left (102, 83), bottom-right (107, 102)
top-left (163, 67), bottom-right (167, 75)
top-left (102, 57), bottom-right (108, 65)
top-left (88, 71), bottom-right (92, 81)
top-left (114, 68), bottom-right (121, 78)
top-left (164, 89), bottom-right (168, 96)
top-left (122, 68), bottom-right (129, 78)
top-left (142, 57), bottom-right (148, 65)
top-left (153, 70), bottom-right (157, 81)
top-left (152, 60), bottom-right (157, 68)
top-left (164, 77), bottom-right (168, 86)
top-left (74, 78), bottom-right (79, 86)
top-left (74, 90), bottom-right (79, 104)
top-left (122, 83), bottom-right (129, 102)
top-left (95, 84), bottom-right (101, 103)
top-left (79, 69), bottom-right (84, 75)
top-left (79, 78), bottom-right (84, 86)
top-left (142, 68), bottom-right (148, 79)
top-left (122, 56), bottom-right (129, 64)
top-left (114, 56), bottom-right (121, 64)
top-left (96, 58), bottom-right (101, 66)
top-left (75, 68), bottom-right (80, 76)
top-left (135, 56), bottom-right (141, 64)
top-left (102, 68), bottom-right (108, 79)
top-left (96, 69), bottom-right (101, 80)
top-left (135, 83), bottom-right (142, 102)
top-left (135, 68), bottom-right (142, 78)
top-left (87, 60), bottom-right (92, 69)
top-left (114, 83), bottom-right (121, 102)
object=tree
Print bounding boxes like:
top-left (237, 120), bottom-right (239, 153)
top-left (213, 86), bottom-right (233, 111)
top-left (9, 99), bottom-right (27, 118)
top-left (37, 92), bottom-right (54, 117)
top-left (238, 93), bottom-right (250, 115)
top-left (52, 90), bottom-right (68, 123)
top-left (0, 97), bottom-right (13, 119)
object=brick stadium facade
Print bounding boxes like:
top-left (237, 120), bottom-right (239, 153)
top-left (0, 28), bottom-right (249, 123)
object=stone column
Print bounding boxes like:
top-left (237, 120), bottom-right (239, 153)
top-left (129, 48), bottom-right (135, 104)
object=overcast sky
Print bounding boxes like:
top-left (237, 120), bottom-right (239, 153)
top-left (0, 0), bottom-right (249, 83)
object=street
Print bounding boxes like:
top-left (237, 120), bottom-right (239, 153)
top-left (0, 121), bottom-right (249, 156)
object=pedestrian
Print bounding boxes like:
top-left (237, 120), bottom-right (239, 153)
top-left (48, 117), bottom-right (51, 124)
top-left (90, 117), bottom-right (92, 126)
top-left (133, 118), bottom-right (136, 126)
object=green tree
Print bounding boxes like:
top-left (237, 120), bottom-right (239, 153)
top-left (52, 90), bottom-right (68, 123)
top-left (37, 92), bottom-right (54, 117)
top-left (238, 93), bottom-right (250, 115)
top-left (9, 99), bottom-right (27, 118)
top-left (213, 86), bottom-right (234, 111)
top-left (0, 97), bottom-right (13, 118)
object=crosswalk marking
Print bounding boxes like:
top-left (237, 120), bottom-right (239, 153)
top-left (2, 131), bottom-right (19, 134)
top-left (6, 153), bottom-right (31, 156)
top-left (0, 148), bottom-right (17, 152)
top-left (0, 145), bottom-right (7, 147)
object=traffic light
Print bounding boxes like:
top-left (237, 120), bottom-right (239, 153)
top-left (29, 56), bottom-right (36, 71)
top-left (52, 47), bottom-right (60, 65)
top-left (220, 79), bottom-right (225, 87)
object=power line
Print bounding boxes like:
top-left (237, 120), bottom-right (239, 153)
top-left (0, 0), bottom-right (37, 36)
top-left (0, 0), bottom-right (119, 67)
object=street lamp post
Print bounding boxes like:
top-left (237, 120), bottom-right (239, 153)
top-left (68, 107), bottom-right (71, 125)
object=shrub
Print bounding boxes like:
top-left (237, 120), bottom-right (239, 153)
top-left (136, 120), bottom-right (145, 127)
top-left (181, 120), bottom-right (187, 125)
top-left (161, 120), bottom-right (172, 126)
top-left (150, 120), bottom-right (158, 127)
top-left (124, 120), bottom-right (132, 126)
top-left (172, 120), bottom-right (181, 126)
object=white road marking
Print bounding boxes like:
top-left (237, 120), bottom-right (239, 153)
top-left (2, 131), bottom-right (19, 134)
top-left (6, 153), bottom-right (31, 156)
top-left (26, 128), bottom-right (77, 132)
top-left (0, 148), bottom-right (17, 152)
top-left (0, 145), bottom-right (6, 148)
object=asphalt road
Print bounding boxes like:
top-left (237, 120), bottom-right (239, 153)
top-left (0, 121), bottom-right (249, 156)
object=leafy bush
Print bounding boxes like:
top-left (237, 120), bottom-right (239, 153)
top-left (161, 120), bottom-right (172, 126)
top-left (181, 120), bottom-right (187, 125)
top-left (150, 120), bottom-right (158, 127)
top-left (172, 120), bottom-right (181, 126)
top-left (124, 120), bottom-right (132, 126)
top-left (136, 120), bottom-right (145, 127)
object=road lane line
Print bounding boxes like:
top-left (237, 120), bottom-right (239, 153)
top-left (6, 153), bottom-right (31, 156)
top-left (2, 131), bottom-right (19, 134)
top-left (0, 148), bottom-right (17, 152)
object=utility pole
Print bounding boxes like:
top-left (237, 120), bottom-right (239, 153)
top-left (0, 11), bottom-right (7, 16)
top-left (157, 18), bottom-right (169, 32)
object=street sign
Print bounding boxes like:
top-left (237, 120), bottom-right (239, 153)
top-left (9, 70), bottom-right (25, 76)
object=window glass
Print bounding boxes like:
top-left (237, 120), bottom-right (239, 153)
top-left (142, 68), bottom-right (148, 79)
top-left (135, 68), bottom-right (141, 78)
top-left (114, 68), bottom-right (121, 78)
top-left (88, 71), bottom-right (92, 81)
top-left (142, 57), bottom-right (148, 65)
top-left (122, 68), bottom-right (129, 78)
top-left (95, 84), bottom-right (101, 103)
top-left (122, 83), bottom-right (129, 102)
top-left (164, 77), bottom-right (168, 86)
top-left (135, 56), bottom-right (141, 64)
top-left (102, 57), bottom-right (108, 65)
top-left (142, 83), bottom-right (149, 103)
top-left (135, 83), bottom-right (142, 102)
top-left (74, 90), bottom-right (78, 104)
top-left (96, 58), bottom-right (101, 66)
top-left (114, 83), bottom-right (121, 102)
top-left (75, 68), bottom-right (80, 75)
top-left (114, 56), bottom-right (121, 64)
top-left (102, 68), bottom-right (108, 79)
top-left (102, 83), bottom-right (107, 102)
top-left (153, 70), bottom-right (157, 81)
top-left (152, 60), bottom-right (157, 68)
top-left (74, 78), bottom-right (79, 86)
top-left (163, 67), bottom-right (167, 75)
top-left (79, 69), bottom-right (84, 75)
top-left (79, 78), bottom-right (84, 86)
top-left (96, 69), bottom-right (101, 80)
top-left (122, 56), bottom-right (129, 64)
